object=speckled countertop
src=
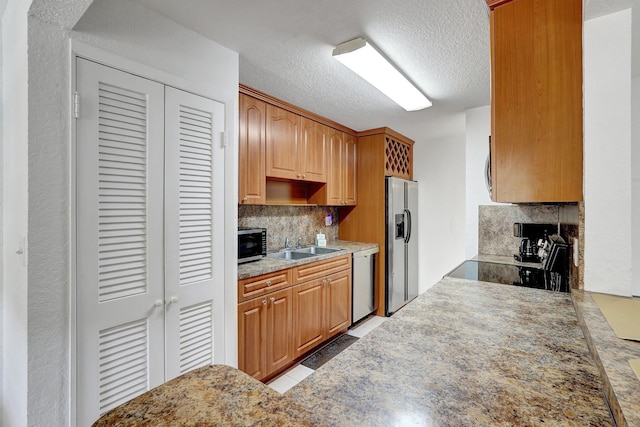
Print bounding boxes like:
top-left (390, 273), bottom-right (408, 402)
top-left (95, 277), bottom-right (615, 426)
top-left (572, 290), bottom-right (640, 427)
top-left (92, 364), bottom-right (327, 426)
top-left (238, 239), bottom-right (378, 280)
top-left (288, 277), bottom-right (612, 426)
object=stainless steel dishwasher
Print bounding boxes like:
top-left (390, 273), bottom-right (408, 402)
top-left (352, 247), bottom-right (379, 324)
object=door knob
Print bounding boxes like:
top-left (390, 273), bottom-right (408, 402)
top-left (167, 296), bottom-right (179, 305)
top-left (154, 299), bottom-right (163, 307)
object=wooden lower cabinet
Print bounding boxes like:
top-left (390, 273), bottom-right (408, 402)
top-left (292, 269), bottom-right (352, 358)
top-left (326, 270), bottom-right (352, 336)
top-left (238, 260), bottom-right (352, 380)
top-left (292, 278), bottom-right (326, 357)
top-left (238, 287), bottom-right (293, 381)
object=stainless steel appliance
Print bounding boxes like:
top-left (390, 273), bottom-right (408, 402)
top-left (237, 227), bottom-right (266, 264)
top-left (385, 177), bottom-right (419, 316)
top-left (352, 247), bottom-right (379, 324)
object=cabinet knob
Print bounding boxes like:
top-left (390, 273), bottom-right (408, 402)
top-left (296, 174), bottom-right (301, 178)
top-left (242, 197), bottom-right (248, 202)
top-left (327, 278), bottom-right (332, 284)
top-left (302, 174), bottom-right (306, 179)
top-left (322, 279), bottom-right (327, 286)
top-left (168, 296), bottom-right (179, 305)
top-left (154, 299), bottom-right (163, 308)
top-left (270, 297), bottom-right (275, 303)
top-left (266, 280), bottom-right (271, 286)
top-left (262, 299), bottom-right (267, 305)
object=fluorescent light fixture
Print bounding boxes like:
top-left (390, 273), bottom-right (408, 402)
top-left (333, 38), bottom-right (432, 111)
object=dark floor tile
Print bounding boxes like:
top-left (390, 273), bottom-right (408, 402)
top-left (301, 334), bottom-right (359, 370)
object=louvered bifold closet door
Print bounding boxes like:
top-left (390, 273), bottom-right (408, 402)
top-left (164, 87), bottom-right (225, 381)
top-left (76, 58), bottom-right (165, 426)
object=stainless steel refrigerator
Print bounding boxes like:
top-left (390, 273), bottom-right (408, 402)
top-left (385, 176), bottom-right (419, 316)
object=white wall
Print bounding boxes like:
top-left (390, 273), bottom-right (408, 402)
top-left (2, 1), bottom-right (30, 425)
top-left (413, 113), bottom-right (466, 292)
top-left (1, 0), bottom-right (239, 425)
top-left (632, 76), bottom-right (640, 296)
top-left (584, 9), bottom-right (633, 296)
top-left (464, 105), bottom-right (505, 259)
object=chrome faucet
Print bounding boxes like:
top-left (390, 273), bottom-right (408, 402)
top-left (284, 236), bottom-right (291, 249)
top-left (296, 237), bottom-right (302, 248)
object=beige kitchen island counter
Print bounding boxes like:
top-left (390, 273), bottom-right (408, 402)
top-left (95, 277), bottom-right (613, 426)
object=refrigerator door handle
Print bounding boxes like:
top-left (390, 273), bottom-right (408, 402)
top-left (404, 208), bottom-right (412, 244)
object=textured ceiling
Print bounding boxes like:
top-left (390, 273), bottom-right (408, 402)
top-left (134, 0), bottom-right (491, 140)
top-left (134, 0), bottom-right (639, 140)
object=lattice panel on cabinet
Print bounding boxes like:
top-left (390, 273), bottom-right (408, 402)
top-left (384, 137), bottom-right (412, 179)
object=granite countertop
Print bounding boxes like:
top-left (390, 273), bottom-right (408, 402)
top-left (238, 239), bottom-right (378, 280)
top-left (95, 278), bottom-right (615, 426)
top-left (288, 277), bottom-right (612, 426)
top-left (92, 364), bottom-right (327, 427)
top-left (572, 290), bottom-right (640, 427)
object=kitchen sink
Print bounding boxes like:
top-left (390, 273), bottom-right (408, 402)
top-left (266, 246), bottom-right (342, 261)
top-left (293, 246), bottom-right (343, 255)
top-left (266, 250), bottom-right (316, 261)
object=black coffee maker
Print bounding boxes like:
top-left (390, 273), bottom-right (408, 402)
top-left (513, 223), bottom-right (556, 263)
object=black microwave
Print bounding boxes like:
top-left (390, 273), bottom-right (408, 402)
top-left (238, 227), bottom-right (267, 264)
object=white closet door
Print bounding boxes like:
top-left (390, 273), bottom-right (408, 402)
top-left (163, 87), bottom-right (225, 380)
top-left (76, 58), bottom-right (165, 425)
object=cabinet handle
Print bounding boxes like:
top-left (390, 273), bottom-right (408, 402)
top-left (266, 280), bottom-right (271, 286)
top-left (262, 299), bottom-right (267, 305)
top-left (270, 297), bottom-right (275, 303)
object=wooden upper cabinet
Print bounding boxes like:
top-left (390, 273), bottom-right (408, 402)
top-left (343, 134), bottom-right (357, 205)
top-left (490, 0), bottom-right (583, 202)
top-left (239, 94), bottom-right (266, 204)
top-left (266, 105), bottom-right (301, 181)
top-left (311, 129), bottom-right (357, 206)
top-left (325, 129), bottom-right (344, 205)
top-left (485, 0), bottom-right (513, 8)
top-left (300, 118), bottom-right (327, 182)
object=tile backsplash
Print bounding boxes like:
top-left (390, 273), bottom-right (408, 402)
top-left (238, 205), bottom-right (339, 252)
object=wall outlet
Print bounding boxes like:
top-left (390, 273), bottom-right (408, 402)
top-left (325, 214), bottom-right (332, 226)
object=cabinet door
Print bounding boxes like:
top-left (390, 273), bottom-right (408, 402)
top-left (325, 129), bottom-right (344, 205)
top-left (266, 288), bottom-right (294, 375)
top-left (490, 0), bottom-right (583, 202)
top-left (343, 134), bottom-right (357, 206)
top-left (300, 118), bottom-right (327, 182)
top-left (325, 270), bottom-right (352, 337)
top-left (238, 297), bottom-right (267, 380)
top-left (266, 105), bottom-right (301, 180)
top-left (292, 279), bottom-right (326, 357)
top-left (239, 94), bottom-right (266, 204)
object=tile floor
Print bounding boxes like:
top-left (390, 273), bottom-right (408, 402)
top-left (267, 315), bottom-right (387, 393)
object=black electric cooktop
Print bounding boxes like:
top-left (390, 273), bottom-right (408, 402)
top-left (445, 260), bottom-right (569, 293)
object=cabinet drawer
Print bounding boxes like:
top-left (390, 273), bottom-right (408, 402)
top-left (238, 269), bottom-right (292, 303)
top-left (293, 255), bottom-right (351, 283)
